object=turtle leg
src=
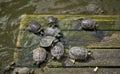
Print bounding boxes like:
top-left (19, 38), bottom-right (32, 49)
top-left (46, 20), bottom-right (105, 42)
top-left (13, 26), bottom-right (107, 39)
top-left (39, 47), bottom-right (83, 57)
top-left (56, 56), bottom-right (60, 60)
top-left (51, 56), bottom-right (55, 60)
top-left (69, 59), bottom-right (75, 64)
top-left (88, 50), bottom-right (93, 56)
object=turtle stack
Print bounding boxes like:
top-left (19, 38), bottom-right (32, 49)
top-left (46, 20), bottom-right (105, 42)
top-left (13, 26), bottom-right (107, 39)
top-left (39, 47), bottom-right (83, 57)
top-left (27, 16), bottom-right (96, 67)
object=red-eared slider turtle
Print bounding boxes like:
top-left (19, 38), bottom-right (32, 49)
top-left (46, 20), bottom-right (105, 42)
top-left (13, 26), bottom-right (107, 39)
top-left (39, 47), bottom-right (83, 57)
top-left (79, 18), bottom-right (98, 32)
top-left (51, 42), bottom-right (64, 60)
top-left (12, 67), bottom-right (34, 74)
top-left (27, 22), bottom-right (44, 36)
top-left (44, 27), bottom-right (63, 38)
top-left (43, 16), bottom-right (58, 27)
top-left (32, 47), bottom-right (46, 67)
top-left (40, 36), bottom-right (58, 48)
top-left (47, 16), bottom-right (58, 24)
top-left (69, 47), bottom-right (91, 63)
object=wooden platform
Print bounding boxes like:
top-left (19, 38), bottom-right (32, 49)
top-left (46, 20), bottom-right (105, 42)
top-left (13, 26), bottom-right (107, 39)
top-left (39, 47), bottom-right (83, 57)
top-left (15, 15), bottom-right (120, 74)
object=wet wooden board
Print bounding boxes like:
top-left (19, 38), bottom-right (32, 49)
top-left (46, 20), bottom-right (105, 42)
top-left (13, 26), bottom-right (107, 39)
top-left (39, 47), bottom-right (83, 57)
top-left (19, 15), bottom-right (120, 31)
top-left (16, 30), bottom-right (120, 48)
top-left (47, 49), bottom-right (120, 67)
top-left (34, 68), bottom-right (120, 74)
top-left (14, 49), bottom-right (120, 66)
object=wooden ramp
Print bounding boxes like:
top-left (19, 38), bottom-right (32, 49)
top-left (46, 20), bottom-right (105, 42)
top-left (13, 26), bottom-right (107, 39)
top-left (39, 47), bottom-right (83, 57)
top-left (14, 15), bottom-right (120, 74)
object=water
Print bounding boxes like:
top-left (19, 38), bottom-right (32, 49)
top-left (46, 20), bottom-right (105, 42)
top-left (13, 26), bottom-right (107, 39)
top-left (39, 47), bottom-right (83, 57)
top-left (0, 0), bottom-right (120, 73)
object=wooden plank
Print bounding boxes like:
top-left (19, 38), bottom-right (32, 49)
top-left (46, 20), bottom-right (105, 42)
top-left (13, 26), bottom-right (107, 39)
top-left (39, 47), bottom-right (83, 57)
top-left (34, 68), bottom-right (120, 74)
top-left (10, 67), bottom-right (120, 74)
top-left (47, 49), bottom-right (120, 67)
top-left (16, 30), bottom-right (120, 48)
top-left (16, 31), bottom-right (41, 48)
top-left (64, 31), bottom-right (120, 48)
top-left (19, 15), bottom-right (120, 31)
top-left (14, 49), bottom-right (120, 66)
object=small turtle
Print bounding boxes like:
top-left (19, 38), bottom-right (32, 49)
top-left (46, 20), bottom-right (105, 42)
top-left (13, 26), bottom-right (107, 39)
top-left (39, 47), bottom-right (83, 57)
top-left (40, 36), bottom-right (58, 48)
top-left (79, 18), bottom-right (98, 32)
top-left (12, 67), bottom-right (34, 74)
top-left (43, 16), bottom-right (58, 27)
top-left (44, 27), bottom-right (63, 38)
top-left (47, 16), bottom-right (58, 24)
top-left (69, 47), bottom-right (91, 63)
top-left (51, 42), bottom-right (64, 60)
top-left (27, 22), bottom-right (44, 36)
top-left (32, 47), bottom-right (47, 67)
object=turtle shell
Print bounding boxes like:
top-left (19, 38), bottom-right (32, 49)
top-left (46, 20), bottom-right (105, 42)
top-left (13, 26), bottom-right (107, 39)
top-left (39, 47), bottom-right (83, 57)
top-left (45, 27), bottom-right (61, 37)
top-left (27, 22), bottom-right (41, 33)
top-left (69, 47), bottom-right (88, 60)
top-left (32, 47), bottom-right (46, 62)
top-left (81, 19), bottom-right (96, 30)
top-left (47, 16), bottom-right (58, 23)
top-left (51, 42), bottom-right (64, 59)
top-left (40, 36), bottom-right (56, 47)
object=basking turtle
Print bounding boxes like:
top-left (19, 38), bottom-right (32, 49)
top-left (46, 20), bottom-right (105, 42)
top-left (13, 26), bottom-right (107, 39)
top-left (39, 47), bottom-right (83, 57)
top-left (79, 18), bottom-right (98, 32)
top-left (32, 47), bottom-right (47, 67)
top-left (51, 42), bottom-right (64, 60)
top-left (40, 36), bottom-right (58, 48)
top-left (47, 16), bottom-right (58, 24)
top-left (12, 67), bottom-right (34, 74)
top-left (27, 22), bottom-right (44, 36)
top-left (44, 27), bottom-right (63, 39)
top-left (69, 47), bottom-right (91, 63)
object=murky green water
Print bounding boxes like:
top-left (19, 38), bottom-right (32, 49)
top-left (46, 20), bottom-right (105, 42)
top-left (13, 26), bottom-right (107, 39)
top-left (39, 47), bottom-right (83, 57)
top-left (0, 0), bottom-right (120, 73)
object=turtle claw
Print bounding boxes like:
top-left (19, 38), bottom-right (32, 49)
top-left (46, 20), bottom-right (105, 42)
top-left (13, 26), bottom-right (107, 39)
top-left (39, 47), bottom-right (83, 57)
top-left (51, 57), bottom-right (55, 60)
top-left (88, 50), bottom-right (93, 56)
top-left (70, 59), bottom-right (75, 64)
top-left (56, 57), bottom-right (60, 60)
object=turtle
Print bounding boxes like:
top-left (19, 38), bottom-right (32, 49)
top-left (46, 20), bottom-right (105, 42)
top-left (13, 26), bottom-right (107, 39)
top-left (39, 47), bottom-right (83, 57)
top-left (44, 27), bottom-right (63, 39)
top-left (40, 36), bottom-right (58, 48)
top-left (42, 16), bottom-right (58, 27)
top-left (32, 47), bottom-right (47, 67)
top-left (27, 22), bottom-right (44, 36)
top-left (51, 42), bottom-right (64, 60)
top-left (12, 67), bottom-right (34, 74)
top-left (47, 16), bottom-right (58, 24)
top-left (78, 18), bottom-right (98, 32)
top-left (69, 47), bottom-right (92, 64)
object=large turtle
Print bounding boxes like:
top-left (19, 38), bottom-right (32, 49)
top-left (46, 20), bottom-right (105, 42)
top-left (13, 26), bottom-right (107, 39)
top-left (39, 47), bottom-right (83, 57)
top-left (44, 27), bottom-right (63, 39)
top-left (51, 42), bottom-right (64, 60)
top-left (40, 36), bottom-right (58, 48)
top-left (79, 18), bottom-right (98, 32)
top-left (69, 47), bottom-right (91, 63)
top-left (27, 22), bottom-right (44, 36)
top-left (32, 47), bottom-right (47, 67)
